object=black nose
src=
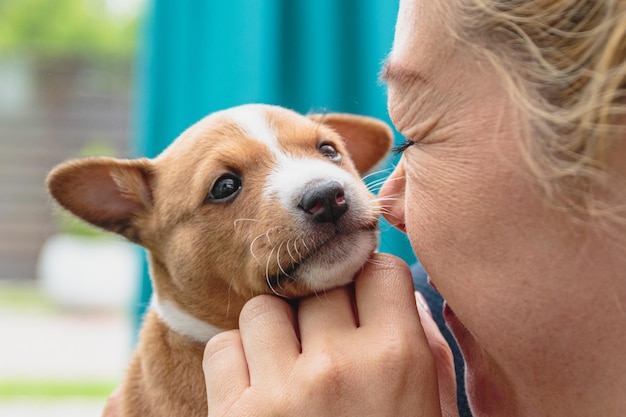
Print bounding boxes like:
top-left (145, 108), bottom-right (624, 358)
top-left (299, 181), bottom-right (348, 224)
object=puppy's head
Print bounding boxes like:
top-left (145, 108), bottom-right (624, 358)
top-left (47, 104), bottom-right (393, 328)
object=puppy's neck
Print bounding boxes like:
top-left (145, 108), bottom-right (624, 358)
top-left (151, 295), bottom-right (223, 343)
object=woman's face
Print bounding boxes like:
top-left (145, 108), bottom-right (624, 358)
top-left (381, 1), bottom-right (625, 416)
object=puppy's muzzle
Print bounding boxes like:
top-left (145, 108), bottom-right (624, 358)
top-left (299, 180), bottom-right (348, 224)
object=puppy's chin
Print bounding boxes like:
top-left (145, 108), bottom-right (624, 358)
top-left (270, 230), bottom-right (378, 298)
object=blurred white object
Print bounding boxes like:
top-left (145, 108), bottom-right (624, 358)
top-left (37, 234), bottom-right (141, 310)
top-left (0, 55), bottom-right (34, 115)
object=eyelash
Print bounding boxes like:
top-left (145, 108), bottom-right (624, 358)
top-left (392, 140), bottom-right (415, 155)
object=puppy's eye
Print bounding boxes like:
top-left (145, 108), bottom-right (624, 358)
top-left (318, 143), bottom-right (341, 162)
top-left (208, 173), bottom-right (242, 202)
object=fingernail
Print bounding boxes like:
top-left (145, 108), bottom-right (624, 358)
top-left (415, 291), bottom-right (431, 316)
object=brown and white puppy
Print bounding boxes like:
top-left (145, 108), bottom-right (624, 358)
top-left (47, 104), bottom-right (393, 417)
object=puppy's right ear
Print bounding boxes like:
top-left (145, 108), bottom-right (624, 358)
top-left (308, 113), bottom-right (393, 175)
top-left (47, 157), bottom-right (154, 244)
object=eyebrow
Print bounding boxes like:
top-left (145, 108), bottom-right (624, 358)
top-left (379, 59), bottom-right (429, 87)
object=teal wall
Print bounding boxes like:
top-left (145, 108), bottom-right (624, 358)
top-left (132, 0), bottom-right (415, 325)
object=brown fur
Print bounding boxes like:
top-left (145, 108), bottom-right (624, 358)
top-left (46, 104), bottom-right (393, 416)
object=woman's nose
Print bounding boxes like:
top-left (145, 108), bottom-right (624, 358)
top-left (378, 159), bottom-right (407, 233)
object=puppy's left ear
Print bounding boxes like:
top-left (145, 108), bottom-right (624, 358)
top-left (309, 113), bottom-right (394, 174)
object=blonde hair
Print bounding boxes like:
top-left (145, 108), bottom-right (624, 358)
top-left (457, 0), bottom-right (626, 217)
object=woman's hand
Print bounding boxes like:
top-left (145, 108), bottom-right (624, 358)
top-left (101, 386), bottom-right (122, 417)
top-left (203, 253), bottom-right (458, 417)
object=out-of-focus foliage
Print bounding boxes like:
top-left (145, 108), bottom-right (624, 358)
top-left (0, 0), bottom-right (138, 60)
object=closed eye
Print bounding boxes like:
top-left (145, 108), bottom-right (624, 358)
top-left (392, 140), bottom-right (415, 155)
top-left (394, 116), bottom-right (442, 154)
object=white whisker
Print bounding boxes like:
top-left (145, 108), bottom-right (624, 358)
top-left (264, 225), bottom-right (288, 246)
top-left (234, 218), bottom-right (259, 227)
top-left (374, 197), bottom-right (399, 205)
top-left (286, 239), bottom-right (297, 265)
top-left (276, 242), bottom-right (292, 283)
top-left (367, 175), bottom-right (406, 194)
top-left (366, 176), bottom-right (391, 187)
top-left (293, 239), bottom-right (303, 261)
top-left (265, 246), bottom-right (284, 297)
top-left (249, 233), bottom-right (266, 261)
top-left (361, 167), bottom-right (393, 182)
top-left (250, 226), bottom-right (289, 261)
top-left (366, 180), bottom-right (387, 191)
top-left (374, 175), bottom-right (405, 185)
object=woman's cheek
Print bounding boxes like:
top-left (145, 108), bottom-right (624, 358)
top-left (400, 149), bottom-right (498, 301)
top-left (401, 156), bottom-right (455, 259)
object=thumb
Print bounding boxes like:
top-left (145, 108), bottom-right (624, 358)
top-left (415, 292), bottom-right (459, 417)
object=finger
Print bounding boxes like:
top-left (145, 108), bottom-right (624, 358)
top-left (203, 330), bottom-right (250, 409)
top-left (238, 295), bottom-right (300, 383)
top-left (101, 385), bottom-right (122, 417)
top-left (298, 285), bottom-right (357, 347)
top-left (415, 292), bottom-right (458, 417)
top-left (355, 253), bottom-right (419, 329)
